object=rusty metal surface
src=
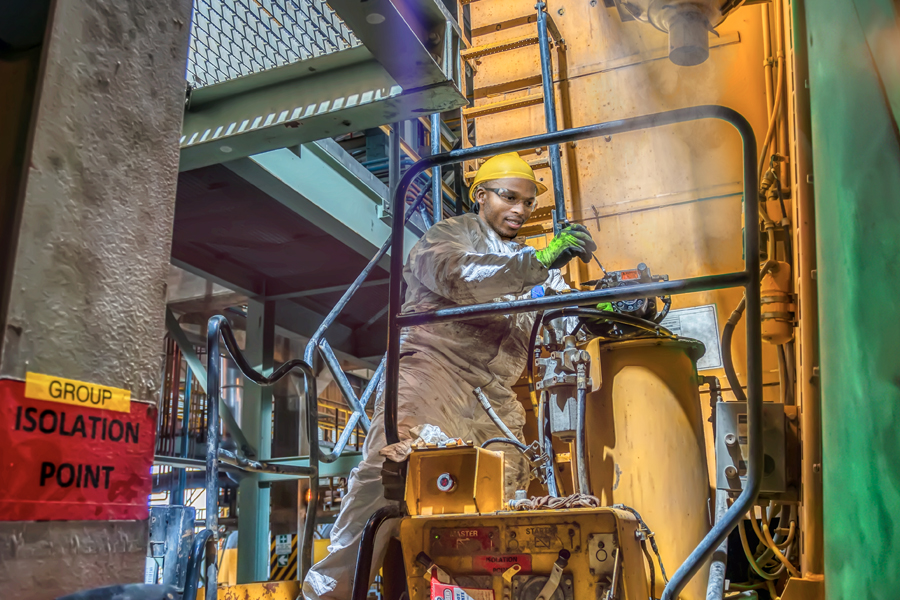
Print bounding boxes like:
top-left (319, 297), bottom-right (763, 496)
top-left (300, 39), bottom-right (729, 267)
top-left (217, 580), bottom-right (300, 600)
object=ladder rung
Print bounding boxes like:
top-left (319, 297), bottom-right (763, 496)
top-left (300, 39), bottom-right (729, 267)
top-left (460, 32), bottom-right (539, 61)
top-left (472, 14), bottom-right (538, 38)
top-left (465, 155), bottom-right (550, 181)
top-left (462, 92), bottom-right (544, 119)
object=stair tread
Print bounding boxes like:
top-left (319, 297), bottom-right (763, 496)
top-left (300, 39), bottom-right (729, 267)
top-left (460, 32), bottom-right (539, 61)
top-left (462, 91), bottom-right (544, 118)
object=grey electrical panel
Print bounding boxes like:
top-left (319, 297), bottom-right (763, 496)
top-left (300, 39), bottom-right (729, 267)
top-left (715, 402), bottom-right (786, 494)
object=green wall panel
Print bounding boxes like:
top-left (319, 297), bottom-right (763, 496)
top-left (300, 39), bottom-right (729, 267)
top-left (806, 0), bottom-right (900, 598)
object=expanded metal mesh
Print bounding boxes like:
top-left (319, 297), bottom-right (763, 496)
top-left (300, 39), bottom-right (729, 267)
top-left (188, 0), bottom-right (361, 88)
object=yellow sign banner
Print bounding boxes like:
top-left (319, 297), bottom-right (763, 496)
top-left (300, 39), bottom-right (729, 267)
top-left (24, 372), bottom-right (131, 413)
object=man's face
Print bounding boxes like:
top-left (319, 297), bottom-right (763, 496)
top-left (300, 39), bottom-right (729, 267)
top-left (475, 177), bottom-right (538, 240)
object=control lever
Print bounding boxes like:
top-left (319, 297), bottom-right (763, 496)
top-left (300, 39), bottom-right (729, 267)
top-left (536, 549), bottom-right (570, 600)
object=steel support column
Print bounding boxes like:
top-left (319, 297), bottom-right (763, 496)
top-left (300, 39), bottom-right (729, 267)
top-left (237, 300), bottom-right (276, 583)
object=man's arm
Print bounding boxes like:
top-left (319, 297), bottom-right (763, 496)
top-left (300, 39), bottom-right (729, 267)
top-left (409, 221), bottom-right (549, 305)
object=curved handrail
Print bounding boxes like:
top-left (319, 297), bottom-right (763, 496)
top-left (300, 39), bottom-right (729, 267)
top-left (206, 315), bottom-right (318, 590)
top-left (382, 105), bottom-right (763, 600)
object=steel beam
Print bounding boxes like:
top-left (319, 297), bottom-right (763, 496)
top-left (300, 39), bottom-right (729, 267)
top-left (224, 142), bottom-right (420, 270)
top-left (328, 0), bottom-right (461, 90)
top-left (181, 47), bottom-right (465, 172)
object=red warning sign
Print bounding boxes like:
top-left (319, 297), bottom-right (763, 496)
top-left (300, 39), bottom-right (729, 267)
top-left (0, 378), bottom-right (157, 521)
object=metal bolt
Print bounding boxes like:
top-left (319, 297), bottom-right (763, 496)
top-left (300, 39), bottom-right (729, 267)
top-left (724, 433), bottom-right (738, 446)
top-left (813, 463), bottom-right (822, 473)
top-left (590, 0), bottom-right (598, 5)
top-left (725, 465), bottom-right (739, 478)
top-left (558, 7), bottom-right (565, 15)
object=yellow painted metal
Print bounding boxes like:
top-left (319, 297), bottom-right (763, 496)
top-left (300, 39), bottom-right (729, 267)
top-left (584, 337), bottom-right (711, 600)
top-left (219, 548), bottom-right (238, 587)
top-left (462, 92), bottom-right (545, 119)
top-left (461, 31), bottom-right (540, 61)
top-left (406, 446), bottom-right (505, 516)
top-left (217, 580), bottom-right (300, 600)
top-left (779, 575), bottom-right (825, 600)
top-left (399, 508), bottom-right (650, 600)
top-left (467, 0), bottom-right (783, 402)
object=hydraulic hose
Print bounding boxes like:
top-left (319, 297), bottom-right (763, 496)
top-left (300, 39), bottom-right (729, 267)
top-left (473, 387), bottom-right (520, 443)
top-left (481, 437), bottom-right (529, 452)
top-left (721, 298), bottom-right (748, 402)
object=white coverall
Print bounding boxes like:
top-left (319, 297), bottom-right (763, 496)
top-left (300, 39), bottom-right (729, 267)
top-left (303, 212), bottom-right (569, 599)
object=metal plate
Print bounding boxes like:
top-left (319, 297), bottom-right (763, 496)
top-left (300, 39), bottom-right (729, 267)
top-left (505, 523), bottom-right (581, 553)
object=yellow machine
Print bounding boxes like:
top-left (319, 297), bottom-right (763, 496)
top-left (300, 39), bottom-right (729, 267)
top-left (399, 446), bottom-right (652, 600)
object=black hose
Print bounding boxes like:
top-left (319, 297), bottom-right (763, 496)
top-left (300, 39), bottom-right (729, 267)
top-left (481, 437), bottom-right (529, 452)
top-left (351, 505), bottom-right (403, 600)
top-left (641, 539), bottom-right (657, 600)
top-left (721, 298), bottom-right (748, 402)
top-left (527, 310), bottom-right (544, 410)
top-left (538, 390), bottom-right (560, 498)
top-left (613, 504), bottom-right (669, 583)
top-left (541, 307), bottom-right (675, 340)
top-left (183, 529), bottom-right (214, 600)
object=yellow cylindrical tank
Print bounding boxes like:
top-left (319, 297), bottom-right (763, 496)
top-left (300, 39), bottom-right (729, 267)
top-left (583, 337), bottom-right (711, 600)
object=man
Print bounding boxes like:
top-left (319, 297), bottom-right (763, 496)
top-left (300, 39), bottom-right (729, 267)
top-left (302, 153), bottom-right (596, 599)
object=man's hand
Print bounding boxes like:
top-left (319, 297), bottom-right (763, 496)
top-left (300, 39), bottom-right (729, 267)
top-left (536, 224), bottom-right (598, 270)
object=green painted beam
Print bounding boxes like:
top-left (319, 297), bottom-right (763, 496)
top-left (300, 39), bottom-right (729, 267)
top-left (237, 300), bottom-right (275, 584)
top-left (180, 46), bottom-right (465, 172)
top-left (224, 142), bottom-right (419, 270)
top-left (260, 452), bottom-right (364, 482)
top-left (806, 0), bottom-right (900, 597)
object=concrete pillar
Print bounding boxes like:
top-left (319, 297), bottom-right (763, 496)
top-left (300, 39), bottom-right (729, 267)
top-left (0, 0), bottom-right (190, 597)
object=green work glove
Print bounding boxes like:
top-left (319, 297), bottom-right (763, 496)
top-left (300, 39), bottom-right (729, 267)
top-left (535, 224), bottom-right (598, 270)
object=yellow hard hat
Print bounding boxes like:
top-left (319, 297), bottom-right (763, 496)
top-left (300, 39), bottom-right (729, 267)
top-left (468, 152), bottom-right (548, 201)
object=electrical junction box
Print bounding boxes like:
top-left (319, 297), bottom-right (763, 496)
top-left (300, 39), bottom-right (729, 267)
top-left (406, 446), bottom-right (504, 516)
top-left (715, 401), bottom-right (791, 496)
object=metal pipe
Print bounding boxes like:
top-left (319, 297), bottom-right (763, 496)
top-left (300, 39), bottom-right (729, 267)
top-left (174, 367), bottom-right (192, 505)
top-left (207, 315), bottom-right (318, 580)
top-left (705, 490), bottom-right (730, 600)
top-left (791, 0), bottom-right (823, 571)
top-left (538, 391), bottom-right (560, 497)
top-left (217, 448), bottom-right (316, 477)
top-left (318, 339), bottom-right (372, 431)
top-left (575, 386), bottom-right (590, 495)
top-left (204, 321), bottom-right (221, 600)
top-left (535, 1), bottom-right (566, 231)
top-left (388, 122), bottom-right (401, 217)
top-left (397, 272), bottom-right (748, 327)
top-left (431, 113), bottom-right (443, 222)
top-left (383, 105), bottom-right (762, 600)
top-left (351, 505), bottom-right (403, 600)
top-left (361, 355), bottom-right (386, 411)
top-left (183, 528), bottom-right (214, 600)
